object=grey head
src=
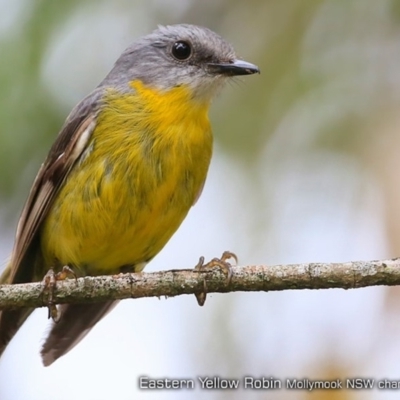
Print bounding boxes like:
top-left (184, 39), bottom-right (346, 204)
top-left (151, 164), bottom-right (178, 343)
top-left (101, 24), bottom-right (259, 101)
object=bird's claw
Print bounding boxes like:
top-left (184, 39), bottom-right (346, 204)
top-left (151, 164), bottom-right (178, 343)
top-left (194, 251), bottom-right (237, 306)
top-left (41, 266), bottom-right (77, 322)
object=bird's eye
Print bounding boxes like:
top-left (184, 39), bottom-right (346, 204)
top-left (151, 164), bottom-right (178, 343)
top-left (171, 41), bottom-right (192, 60)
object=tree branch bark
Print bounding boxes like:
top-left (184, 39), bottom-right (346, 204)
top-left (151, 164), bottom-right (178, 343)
top-left (1, 258), bottom-right (399, 309)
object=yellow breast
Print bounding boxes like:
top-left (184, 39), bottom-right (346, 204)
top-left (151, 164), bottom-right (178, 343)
top-left (40, 80), bottom-right (213, 274)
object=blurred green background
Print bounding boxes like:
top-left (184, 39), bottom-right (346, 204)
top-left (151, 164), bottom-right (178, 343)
top-left (1, 0), bottom-right (400, 399)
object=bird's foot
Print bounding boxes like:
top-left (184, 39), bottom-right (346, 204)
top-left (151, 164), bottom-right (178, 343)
top-left (194, 251), bottom-right (237, 306)
top-left (41, 266), bottom-right (77, 322)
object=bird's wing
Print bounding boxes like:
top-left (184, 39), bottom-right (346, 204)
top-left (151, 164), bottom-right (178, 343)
top-left (8, 92), bottom-right (102, 284)
top-left (0, 92), bottom-right (102, 359)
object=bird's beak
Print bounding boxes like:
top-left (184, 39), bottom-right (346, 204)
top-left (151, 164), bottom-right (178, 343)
top-left (207, 59), bottom-right (260, 76)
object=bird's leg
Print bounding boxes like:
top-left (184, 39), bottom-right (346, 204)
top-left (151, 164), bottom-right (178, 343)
top-left (41, 266), bottom-right (77, 322)
top-left (194, 251), bottom-right (237, 306)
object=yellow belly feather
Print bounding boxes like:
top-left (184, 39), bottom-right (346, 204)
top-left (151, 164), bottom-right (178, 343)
top-left (40, 81), bottom-right (212, 274)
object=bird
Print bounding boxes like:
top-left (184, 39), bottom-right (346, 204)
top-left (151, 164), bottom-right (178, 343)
top-left (0, 23), bottom-right (259, 366)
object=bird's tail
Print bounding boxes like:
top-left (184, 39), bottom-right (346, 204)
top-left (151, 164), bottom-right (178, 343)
top-left (41, 301), bottom-right (119, 366)
top-left (0, 263), bottom-right (119, 366)
top-left (0, 264), bottom-right (34, 359)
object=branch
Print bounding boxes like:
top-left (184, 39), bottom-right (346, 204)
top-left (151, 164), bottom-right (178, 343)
top-left (1, 258), bottom-right (399, 309)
